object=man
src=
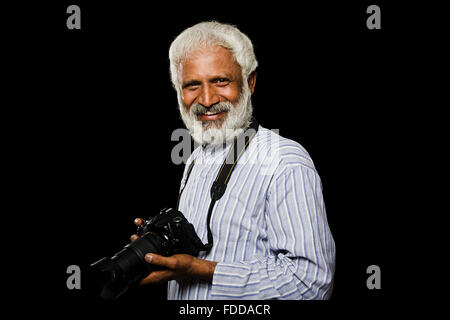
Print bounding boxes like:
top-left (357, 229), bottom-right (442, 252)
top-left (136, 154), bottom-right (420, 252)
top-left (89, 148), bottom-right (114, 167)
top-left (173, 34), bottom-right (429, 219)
top-left (131, 21), bottom-right (335, 299)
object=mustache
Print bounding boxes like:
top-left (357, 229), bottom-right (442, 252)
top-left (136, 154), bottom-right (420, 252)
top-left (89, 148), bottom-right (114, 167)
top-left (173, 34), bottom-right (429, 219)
top-left (190, 102), bottom-right (233, 116)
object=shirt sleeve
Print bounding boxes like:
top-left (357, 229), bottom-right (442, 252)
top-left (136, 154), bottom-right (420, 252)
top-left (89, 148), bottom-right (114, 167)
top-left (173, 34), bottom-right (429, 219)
top-left (210, 164), bottom-right (336, 299)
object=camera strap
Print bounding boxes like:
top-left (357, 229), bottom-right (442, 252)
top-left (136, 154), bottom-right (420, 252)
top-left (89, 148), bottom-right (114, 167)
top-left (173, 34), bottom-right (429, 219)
top-left (176, 120), bottom-right (259, 252)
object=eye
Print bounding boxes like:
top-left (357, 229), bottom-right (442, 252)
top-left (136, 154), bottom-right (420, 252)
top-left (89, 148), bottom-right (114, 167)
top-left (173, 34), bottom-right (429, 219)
top-left (214, 78), bottom-right (230, 86)
top-left (186, 84), bottom-right (199, 91)
top-left (183, 81), bottom-right (201, 90)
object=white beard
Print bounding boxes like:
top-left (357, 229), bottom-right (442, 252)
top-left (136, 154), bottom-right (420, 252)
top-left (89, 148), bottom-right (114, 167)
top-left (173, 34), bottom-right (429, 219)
top-left (179, 83), bottom-right (253, 146)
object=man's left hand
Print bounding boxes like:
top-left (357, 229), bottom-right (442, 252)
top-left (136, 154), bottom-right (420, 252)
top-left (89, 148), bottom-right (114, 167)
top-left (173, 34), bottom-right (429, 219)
top-left (139, 253), bottom-right (217, 285)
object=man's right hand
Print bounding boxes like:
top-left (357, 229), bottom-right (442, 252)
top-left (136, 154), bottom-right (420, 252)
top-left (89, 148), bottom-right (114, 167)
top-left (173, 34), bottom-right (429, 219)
top-left (130, 218), bottom-right (144, 242)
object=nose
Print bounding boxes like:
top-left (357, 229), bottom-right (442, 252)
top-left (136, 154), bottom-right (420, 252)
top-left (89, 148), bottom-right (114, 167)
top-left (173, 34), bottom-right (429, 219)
top-left (198, 84), bottom-right (220, 108)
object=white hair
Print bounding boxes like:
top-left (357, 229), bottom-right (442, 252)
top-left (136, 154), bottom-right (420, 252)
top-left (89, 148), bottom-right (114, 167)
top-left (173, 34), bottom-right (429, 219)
top-left (169, 21), bottom-right (258, 93)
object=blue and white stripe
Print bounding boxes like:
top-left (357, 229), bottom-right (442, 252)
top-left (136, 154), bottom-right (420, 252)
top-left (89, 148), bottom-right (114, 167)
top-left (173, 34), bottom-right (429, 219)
top-left (168, 125), bottom-right (335, 300)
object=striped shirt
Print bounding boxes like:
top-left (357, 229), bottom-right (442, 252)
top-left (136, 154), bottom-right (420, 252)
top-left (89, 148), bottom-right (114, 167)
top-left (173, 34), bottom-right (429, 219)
top-left (168, 125), bottom-right (335, 300)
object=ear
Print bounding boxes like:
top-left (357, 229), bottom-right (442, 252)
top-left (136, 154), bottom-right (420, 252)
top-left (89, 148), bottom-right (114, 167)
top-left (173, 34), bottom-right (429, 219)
top-left (247, 71), bottom-right (257, 95)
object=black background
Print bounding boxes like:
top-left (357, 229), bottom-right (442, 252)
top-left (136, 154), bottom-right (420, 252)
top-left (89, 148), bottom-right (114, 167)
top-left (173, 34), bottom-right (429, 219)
top-left (6, 0), bottom-right (438, 317)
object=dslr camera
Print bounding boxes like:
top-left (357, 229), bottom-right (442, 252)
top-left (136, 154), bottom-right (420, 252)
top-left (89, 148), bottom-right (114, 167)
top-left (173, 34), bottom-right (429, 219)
top-left (90, 208), bottom-right (206, 300)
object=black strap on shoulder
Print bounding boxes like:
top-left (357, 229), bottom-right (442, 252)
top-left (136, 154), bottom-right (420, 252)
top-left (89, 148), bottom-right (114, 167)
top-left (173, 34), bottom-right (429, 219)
top-left (176, 159), bottom-right (196, 211)
top-left (177, 120), bottom-right (259, 252)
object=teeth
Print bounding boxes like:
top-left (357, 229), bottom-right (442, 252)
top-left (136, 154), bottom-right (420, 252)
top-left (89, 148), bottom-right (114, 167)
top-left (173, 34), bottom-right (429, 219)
top-left (205, 111), bottom-right (218, 115)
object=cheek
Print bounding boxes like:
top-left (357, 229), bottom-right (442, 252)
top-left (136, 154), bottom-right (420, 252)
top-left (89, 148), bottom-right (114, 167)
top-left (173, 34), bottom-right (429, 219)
top-left (220, 86), bottom-right (241, 103)
top-left (182, 90), bottom-right (196, 108)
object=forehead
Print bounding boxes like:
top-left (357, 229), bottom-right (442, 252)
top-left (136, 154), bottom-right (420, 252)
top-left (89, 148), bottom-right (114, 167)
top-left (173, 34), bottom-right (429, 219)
top-left (181, 46), bottom-right (242, 79)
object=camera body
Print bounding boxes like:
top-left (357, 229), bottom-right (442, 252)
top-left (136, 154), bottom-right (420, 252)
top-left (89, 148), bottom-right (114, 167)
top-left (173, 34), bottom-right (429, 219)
top-left (90, 208), bottom-right (206, 300)
top-left (136, 207), bottom-right (206, 256)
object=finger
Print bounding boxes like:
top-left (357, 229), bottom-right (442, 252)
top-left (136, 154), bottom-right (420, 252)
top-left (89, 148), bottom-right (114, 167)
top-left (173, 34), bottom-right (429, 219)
top-left (145, 253), bottom-right (177, 269)
top-left (130, 234), bottom-right (139, 242)
top-left (139, 270), bottom-right (173, 286)
top-left (134, 218), bottom-right (144, 226)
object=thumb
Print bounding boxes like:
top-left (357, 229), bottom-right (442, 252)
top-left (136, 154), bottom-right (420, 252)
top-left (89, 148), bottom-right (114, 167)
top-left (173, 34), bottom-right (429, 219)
top-left (145, 253), bottom-right (177, 269)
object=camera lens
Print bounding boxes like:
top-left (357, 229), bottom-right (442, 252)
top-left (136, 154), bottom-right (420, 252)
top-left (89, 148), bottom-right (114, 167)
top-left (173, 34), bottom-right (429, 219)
top-left (90, 231), bottom-right (166, 300)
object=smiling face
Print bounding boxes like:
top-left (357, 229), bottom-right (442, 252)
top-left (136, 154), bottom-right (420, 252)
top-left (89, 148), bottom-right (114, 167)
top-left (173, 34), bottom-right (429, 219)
top-left (182, 46), bottom-right (243, 123)
top-left (179, 45), bottom-right (256, 145)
